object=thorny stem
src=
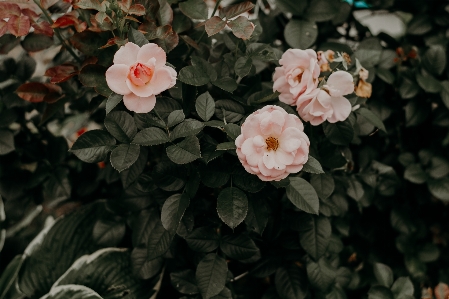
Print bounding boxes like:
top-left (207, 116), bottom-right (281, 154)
top-left (184, 0), bottom-right (223, 62)
top-left (33, 0), bottom-right (83, 64)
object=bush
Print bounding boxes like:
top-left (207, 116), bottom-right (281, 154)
top-left (0, 0), bottom-right (448, 298)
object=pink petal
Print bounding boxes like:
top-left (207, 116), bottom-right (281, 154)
top-left (283, 114), bottom-right (304, 131)
top-left (235, 134), bottom-right (244, 147)
top-left (150, 66), bottom-right (177, 95)
top-left (286, 164), bottom-right (303, 173)
top-left (126, 79), bottom-right (155, 97)
top-left (326, 71), bottom-right (354, 97)
top-left (123, 93), bottom-right (156, 113)
top-left (327, 96), bottom-right (352, 123)
top-left (105, 64), bottom-right (131, 95)
top-left (263, 151), bottom-right (276, 169)
top-left (137, 43), bottom-right (166, 68)
top-left (279, 127), bottom-right (303, 152)
top-left (114, 42), bottom-right (140, 66)
top-left (274, 148), bottom-right (294, 166)
top-left (241, 114), bottom-right (263, 139)
top-left (241, 138), bottom-right (262, 167)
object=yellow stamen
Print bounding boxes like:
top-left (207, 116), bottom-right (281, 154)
top-left (265, 137), bottom-right (279, 151)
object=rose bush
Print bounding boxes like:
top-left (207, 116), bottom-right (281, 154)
top-left (0, 0), bottom-right (448, 299)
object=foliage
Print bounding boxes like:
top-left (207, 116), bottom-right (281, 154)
top-left (0, 0), bottom-right (449, 298)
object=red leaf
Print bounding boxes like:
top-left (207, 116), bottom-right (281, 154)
top-left (32, 21), bottom-right (54, 37)
top-left (45, 64), bottom-right (79, 83)
top-left (81, 56), bottom-right (98, 68)
top-left (155, 26), bottom-right (178, 52)
top-left (0, 3), bottom-right (21, 19)
top-left (205, 16), bottom-right (226, 37)
top-left (220, 1), bottom-right (255, 19)
top-left (118, 0), bottom-right (131, 11)
top-left (180, 35), bottom-right (199, 50)
top-left (435, 283), bottom-right (449, 299)
top-left (99, 36), bottom-right (126, 49)
top-left (73, 0), bottom-right (102, 10)
top-left (21, 8), bottom-right (40, 22)
top-left (0, 20), bottom-right (7, 37)
top-left (40, 0), bottom-right (59, 9)
top-left (16, 82), bottom-right (51, 103)
top-left (53, 12), bottom-right (87, 32)
top-left (227, 16), bottom-right (255, 40)
top-left (7, 15), bottom-right (31, 37)
top-left (128, 4), bottom-right (145, 16)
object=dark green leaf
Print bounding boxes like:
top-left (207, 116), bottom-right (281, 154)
top-left (166, 136), bottom-right (201, 164)
top-left (71, 130), bottom-right (116, 163)
top-left (306, 257), bottom-right (336, 291)
top-left (407, 15), bottom-right (432, 35)
top-left (373, 263), bottom-right (393, 288)
top-left (322, 120), bottom-right (354, 146)
top-left (355, 38), bottom-right (382, 68)
top-left (235, 57), bottom-right (253, 78)
top-left (92, 220), bottom-right (125, 247)
top-left (179, 0), bottom-right (208, 19)
top-left (391, 277), bottom-right (414, 298)
top-left (276, 0), bottom-right (307, 15)
top-left (120, 147), bottom-right (148, 188)
top-left (428, 178), bottom-right (449, 202)
top-left (399, 78), bottom-right (419, 99)
top-left (220, 234), bottom-right (259, 260)
top-left (106, 93), bottom-right (123, 114)
top-left (306, 0), bottom-right (338, 22)
top-left (43, 168), bottom-right (71, 207)
top-left (368, 286), bottom-right (394, 299)
top-left (245, 197), bottom-right (269, 235)
top-left (196, 92), bottom-right (215, 121)
top-left (39, 285), bottom-right (103, 299)
top-left (21, 33), bottom-right (54, 52)
top-left (215, 100), bottom-right (245, 123)
top-left (171, 269), bottom-right (199, 295)
top-left (0, 255), bottom-right (23, 299)
top-left (310, 174), bottom-right (335, 200)
top-left (416, 71), bottom-right (441, 93)
top-left (179, 65), bottom-right (210, 86)
top-left (167, 110), bottom-right (185, 127)
top-left (170, 119), bottom-right (204, 140)
top-left (302, 155), bottom-right (324, 174)
top-left (0, 129), bottom-right (14, 155)
top-left (356, 108), bottom-right (386, 133)
top-left (196, 254), bottom-right (228, 299)
top-left (286, 177), bottom-right (319, 214)
top-left (275, 264), bottom-right (307, 299)
top-left (147, 218), bottom-right (174, 260)
top-left (284, 20), bottom-right (318, 49)
top-left (422, 46), bottom-right (446, 76)
top-left (131, 248), bottom-right (163, 279)
top-left (297, 214), bottom-right (331, 260)
top-left (216, 142), bottom-right (236, 150)
top-left (212, 77), bottom-right (238, 93)
top-left (161, 193), bottom-right (190, 234)
top-left (128, 27), bottom-right (149, 47)
top-left (404, 164), bottom-right (427, 184)
top-left (217, 187), bottom-right (248, 229)
top-left (132, 127), bottom-right (169, 146)
top-left (186, 227), bottom-right (220, 252)
top-left (110, 144), bottom-right (140, 172)
top-left (104, 111), bottom-right (137, 143)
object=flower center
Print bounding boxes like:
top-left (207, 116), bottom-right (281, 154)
top-left (265, 137), bottom-right (279, 151)
top-left (295, 70), bottom-right (304, 82)
top-left (128, 63), bottom-right (153, 86)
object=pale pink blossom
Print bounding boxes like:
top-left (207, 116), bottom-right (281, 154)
top-left (235, 105), bottom-right (310, 181)
top-left (296, 71), bottom-right (354, 125)
top-left (273, 49), bottom-right (320, 106)
top-left (105, 42), bottom-right (177, 113)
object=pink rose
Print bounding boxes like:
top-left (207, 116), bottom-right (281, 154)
top-left (273, 49), bottom-right (320, 106)
top-left (296, 71), bottom-right (354, 125)
top-left (105, 42), bottom-right (177, 113)
top-left (235, 105), bottom-right (310, 182)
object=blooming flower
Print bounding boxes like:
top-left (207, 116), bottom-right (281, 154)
top-left (317, 50), bottom-right (334, 72)
top-left (235, 105), bottom-right (310, 181)
top-left (296, 71), bottom-right (354, 125)
top-left (105, 42), bottom-right (177, 113)
top-left (273, 49), bottom-right (320, 106)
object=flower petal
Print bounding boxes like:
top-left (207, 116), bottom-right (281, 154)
top-left (279, 127), bottom-right (303, 152)
top-left (150, 66), bottom-right (177, 95)
top-left (123, 93), bottom-right (157, 113)
top-left (126, 79), bottom-right (155, 97)
top-left (326, 71), bottom-right (354, 97)
top-left (274, 148), bottom-right (294, 166)
top-left (137, 43), bottom-right (166, 68)
top-left (105, 64), bottom-right (131, 95)
top-left (114, 42), bottom-right (140, 66)
top-left (328, 96), bottom-right (352, 123)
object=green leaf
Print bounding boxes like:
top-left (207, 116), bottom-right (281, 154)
top-left (407, 15), bottom-right (432, 35)
top-left (422, 45), bottom-right (446, 76)
top-left (356, 108), bottom-right (387, 133)
top-left (167, 110), bottom-right (185, 128)
top-left (205, 16), bottom-right (227, 37)
top-left (373, 263), bottom-right (393, 288)
top-left (212, 77), bottom-right (238, 93)
top-left (71, 130), bottom-right (116, 163)
top-left (429, 157), bottom-right (449, 179)
top-left (306, 257), bottom-right (336, 291)
top-left (170, 119), bottom-right (204, 140)
top-left (355, 38), bottom-right (382, 68)
top-left (179, 0), bottom-right (208, 19)
top-left (310, 174), bottom-right (335, 200)
top-left (0, 255), bottom-right (24, 299)
top-left (199, 159), bottom-right (230, 187)
top-left (368, 286), bottom-right (394, 299)
top-left (404, 164), bottom-right (427, 184)
top-left (440, 81), bottom-right (449, 110)
top-left (18, 202), bottom-right (105, 297)
top-left (306, 0), bottom-right (338, 22)
top-left (302, 155), bottom-right (324, 174)
top-left (110, 144), bottom-right (140, 172)
top-left (40, 285), bottom-right (103, 299)
top-left (275, 265), bottom-right (307, 299)
top-left (220, 234), bottom-right (259, 260)
top-left (132, 127), bottom-right (169, 146)
top-left (196, 254), bottom-right (228, 299)
top-left (376, 68), bottom-right (395, 84)
top-left (322, 119), bottom-right (354, 146)
top-left (130, 248), bottom-right (163, 280)
top-left (248, 90), bottom-right (279, 105)
top-left (232, 167), bottom-right (265, 193)
top-left (399, 78), bottom-right (419, 99)
top-left (284, 19), bottom-right (318, 49)
top-left (391, 277), bottom-right (414, 298)
top-left (52, 248), bottom-right (155, 298)
top-left (286, 177), bottom-right (319, 214)
top-left (245, 197), bottom-right (269, 235)
top-left (152, 161), bottom-right (186, 191)
top-left (217, 187), bottom-right (248, 229)
top-left (228, 16), bottom-right (255, 40)
top-left (276, 0), bottom-right (307, 16)
top-left (0, 129), bottom-right (14, 155)
top-left (171, 270), bottom-right (199, 295)
top-left (405, 100), bottom-right (429, 127)
top-left (416, 71), bottom-right (441, 93)
top-left (147, 217), bottom-right (174, 260)
top-left (21, 33), bottom-right (54, 52)
top-left (104, 111), bottom-right (137, 143)
top-left (179, 65), bottom-right (210, 86)
top-left (234, 57), bottom-right (253, 78)
top-left (43, 168), bottom-right (71, 207)
top-left (78, 64), bottom-right (112, 97)
top-left (105, 93), bottom-right (122, 114)
top-left (215, 100), bottom-right (245, 123)
top-left (346, 177), bottom-right (364, 201)
top-left (161, 193), bottom-right (190, 234)
top-left (196, 92), bottom-right (215, 121)
top-left (428, 178), bottom-right (449, 202)
top-left (128, 27), bottom-right (149, 47)
top-left (166, 136), bottom-right (201, 164)
top-left (297, 214), bottom-right (331, 260)
top-left (186, 227), bottom-right (220, 252)
top-left (216, 142), bottom-right (236, 150)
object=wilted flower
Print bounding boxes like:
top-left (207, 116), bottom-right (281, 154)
top-left (296, 71), bottom-right (354, 125)
top-left (355, 79), bottom-right (372, 98)
top-left (105, 42), bottom-right (177, 113)
top-left (317, 50), bottom-right (331, 72)
top-left (273, 49), bottom-right (320, 106)
top-left (359, 68), bottom-right (369, 80)
top-left (235, 105), bottom-right (310, 181)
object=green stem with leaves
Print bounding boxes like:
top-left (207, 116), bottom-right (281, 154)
top-left (33, 0), bottom-right (82, 64)
top-left (184, 0), bottom-right (222, 62)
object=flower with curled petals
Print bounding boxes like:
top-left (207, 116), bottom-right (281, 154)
top-left (296, 71), bottom-right (354, 125)
top-left (235, 105), bottom-right (310, 182)
top-left (273, 49), bottom-right (320, 106)
top-left (105, 42), bottom-right (177, 113)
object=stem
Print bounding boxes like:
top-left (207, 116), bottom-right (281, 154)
top-left (231, 271), bottom-right (248, 282)
top-left (33, 0), bottom-right (82, 64)
top-left (184, 0), bottom-right (222, 62)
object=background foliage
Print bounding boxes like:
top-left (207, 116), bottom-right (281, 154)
top-left (1, 0), bottom-right (449, 298)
